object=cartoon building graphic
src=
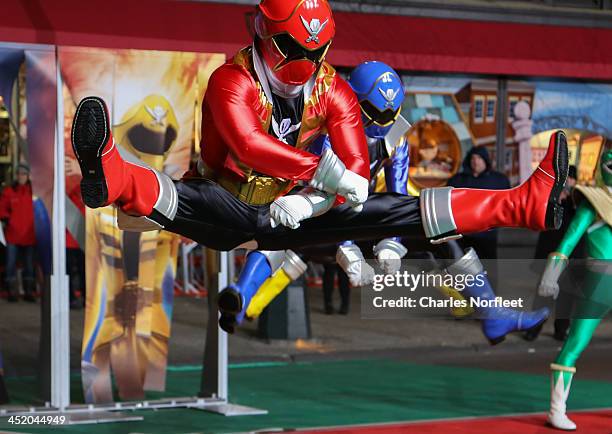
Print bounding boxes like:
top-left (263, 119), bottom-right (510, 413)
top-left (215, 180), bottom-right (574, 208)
top-left (455, 80), bottom-right (535, 185)
top-left (400, 79), bottom-right (476, 189)
top-left (402, 92), bottom-right (475, 158)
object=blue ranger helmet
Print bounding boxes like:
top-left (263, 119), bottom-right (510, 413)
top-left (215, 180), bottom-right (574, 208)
top-left (348, 61), bottom-right (405, 139)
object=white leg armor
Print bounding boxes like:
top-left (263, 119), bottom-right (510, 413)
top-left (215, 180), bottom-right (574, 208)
top-left (548, 363), bottom-right (577, 431)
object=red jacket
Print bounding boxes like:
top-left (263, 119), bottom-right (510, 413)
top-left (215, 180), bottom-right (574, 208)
top-left (0, 183), bottom-right (36, 246)
top-left (200, 47), bottom-right (370, 189)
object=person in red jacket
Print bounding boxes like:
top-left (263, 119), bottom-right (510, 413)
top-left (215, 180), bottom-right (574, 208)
top-left (0, 163), bottom-right (36, 302)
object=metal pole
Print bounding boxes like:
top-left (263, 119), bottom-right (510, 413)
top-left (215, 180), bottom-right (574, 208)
top-left (198, 249), bottom-right (265, 416)
top-left (50, 48), bottom-right (70, 409)
top-left (216, 251), bottom-right (229, 400)
top-left (201, 249), bottom-right (221, 398)
top-left (181, 243), bottom-right (189, 294)
top-left (228, 250), bottom-right (236, 284)
top-left (495, 78), bottom-right (509, 173)
top-left (201, 250), bottom-right (229, 400)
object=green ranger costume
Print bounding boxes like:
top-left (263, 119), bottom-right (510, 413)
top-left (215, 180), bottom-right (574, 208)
top-left (539, 149), bottom-right (612, 431)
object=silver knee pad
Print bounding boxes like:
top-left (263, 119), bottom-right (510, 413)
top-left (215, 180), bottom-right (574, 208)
top-left (420, 187), bottom-right (462, 244)
top-left (446, 248), bottom-right (483, 277)
top-left (258, 250), bottom-right (287, 273)
top-left (281, 250), bottom-right (307, 280)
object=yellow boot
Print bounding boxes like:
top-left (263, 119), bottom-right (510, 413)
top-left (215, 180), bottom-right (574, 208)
top-left (246, 251), bottom-right (307, 319)
top-left (437, 284), bottom-right (473, 318)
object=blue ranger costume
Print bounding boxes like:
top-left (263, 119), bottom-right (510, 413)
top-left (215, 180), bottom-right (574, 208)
top-left (312, 61), bottom-right (411, 285)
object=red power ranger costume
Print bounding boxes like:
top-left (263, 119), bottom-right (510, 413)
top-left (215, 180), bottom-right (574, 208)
top-left (70, 0), bottom-right (568, 260)
top-left (199, 47), bottom-right (368, 201)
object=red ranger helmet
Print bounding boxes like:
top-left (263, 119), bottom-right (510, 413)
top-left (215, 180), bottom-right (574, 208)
top-left (254, 0), bottom-right (335, 86)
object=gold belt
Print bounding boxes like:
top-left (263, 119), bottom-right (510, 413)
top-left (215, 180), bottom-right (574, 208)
top-left (199, 161), bottom-right (290, 205)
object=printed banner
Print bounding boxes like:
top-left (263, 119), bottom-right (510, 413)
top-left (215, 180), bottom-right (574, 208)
top-left (0, 48), bottom-right (24, 119)
top-left (532, 82), bottom-right (612, 139)
top-left (25, 49), bottom-right (57, 214)
top-left (144, 231), bottom-right (180, 392)
top-left (60, 47), bottom-right (225, 403)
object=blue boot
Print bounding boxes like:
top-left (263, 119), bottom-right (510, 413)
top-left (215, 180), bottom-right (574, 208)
top-left (217, 251), bottom-right (282, 333)
top-left (447, 248), bottom-right (550, 345)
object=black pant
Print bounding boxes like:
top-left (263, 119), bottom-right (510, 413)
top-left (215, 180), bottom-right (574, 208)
top-left (323, 264), bottom-right (350, 310)
top-left (163, 180), bottom-right (424, 251)
top-left (66, 248), bottom-right (85, 301)
top-left (5, 244), bottom-right (35, 296)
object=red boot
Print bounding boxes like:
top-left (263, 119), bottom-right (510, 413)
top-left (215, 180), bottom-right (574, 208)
top-left (71, 97), bottom-right (160, 216)
top-left (421, 130), bottom-right (568, 242)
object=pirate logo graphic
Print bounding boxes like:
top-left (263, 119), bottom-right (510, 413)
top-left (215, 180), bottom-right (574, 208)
top-left (301, 16), bottom-right (329, 44)
top-left (379, 87), bottom-right (400, 109)
top-left (272, 118), bottom-right (301, 144)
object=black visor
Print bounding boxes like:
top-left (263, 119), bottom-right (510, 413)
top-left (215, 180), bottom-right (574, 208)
top-left (272, 33), bottom-right (329, 64)
top-left (360, 100), bottom-right (400, 127)
top-left (127, 124), bottom-right (177, 156)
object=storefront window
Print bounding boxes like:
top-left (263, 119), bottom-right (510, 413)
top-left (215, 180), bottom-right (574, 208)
top-left (473, 96), bottom-right (484, 123)
top-left (485, 95), bottom-right (496, 122)
top-left (508, 96), bottom-right (519, 121)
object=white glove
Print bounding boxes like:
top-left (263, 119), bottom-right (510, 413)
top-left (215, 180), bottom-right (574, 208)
top-left (336, 244), bottom-right (375, 287)
top-left (270, 195), bottom-right (309, 229)
top-left (538, 278), bottom-right (560, 299)
top-left (270, 189), bottom-right (335, 229)
top-left (337, 169), bottom-right (368, 212)
top-left (310, 148), bottom-right (368, 211)
top-left (537, 253), bottom-right (568, 299)
top-left (374, 239), bottom-right (407, 275)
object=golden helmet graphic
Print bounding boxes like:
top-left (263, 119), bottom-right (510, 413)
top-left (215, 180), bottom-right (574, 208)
top-left (113, 94), bottom-right (179, 170)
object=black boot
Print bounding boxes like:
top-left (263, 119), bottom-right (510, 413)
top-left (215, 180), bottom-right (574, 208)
top-left (6, 279), bottom-right (17, 303)
top-left (554, 319), bottom-right (570, 341)
top-left (338, 304), bottom-right (349, 315)
top-left (523, 323), bottom-right (543, 341)
top-left (22, 278), bottom-right (36, 303)
top-left (322, 264), bottom-right (335, 315)
top-left (338, 270), bottom-right (350, 315)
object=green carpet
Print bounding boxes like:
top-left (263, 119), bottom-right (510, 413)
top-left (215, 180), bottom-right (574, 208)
top-left (1, 359), bottom-right (612, 433)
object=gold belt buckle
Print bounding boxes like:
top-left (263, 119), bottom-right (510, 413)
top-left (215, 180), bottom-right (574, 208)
top-left (237, 176), bottom-right (275, 205)
top-left (216, 173), bottom-right (288, 205)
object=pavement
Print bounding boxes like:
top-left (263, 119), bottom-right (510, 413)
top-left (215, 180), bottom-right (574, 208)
top-left (1, 228), bottom-right (611, 383)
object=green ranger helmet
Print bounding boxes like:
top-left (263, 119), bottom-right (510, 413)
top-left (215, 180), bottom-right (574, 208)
top-left (602, 149), bottom-right (612, 187)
